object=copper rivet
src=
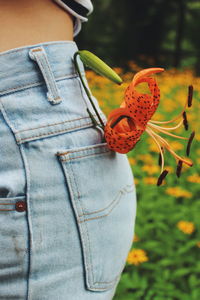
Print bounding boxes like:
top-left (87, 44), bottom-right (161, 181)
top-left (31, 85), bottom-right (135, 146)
top-left (15, 201), bottom-right (27, 212)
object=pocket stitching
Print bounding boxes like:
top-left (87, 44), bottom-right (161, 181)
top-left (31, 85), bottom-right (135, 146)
top-left (68, 158), bottom-right (131, 288)
top-left (78, 184), bottom-right (134, 219)
top-left (57, 142), bottom-right (111, 160)
top-left (67, 160), bottom-right (97, 289)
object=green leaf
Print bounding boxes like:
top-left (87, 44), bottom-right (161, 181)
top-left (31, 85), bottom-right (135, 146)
top-left (159, 259), bottom-right (174, 267)
top-left (172, 268), bottom-right (191, 278)
top-left (76, 50), bottom-right (123, 85)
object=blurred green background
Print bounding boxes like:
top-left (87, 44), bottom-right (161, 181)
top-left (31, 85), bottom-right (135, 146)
top-left (76, 0), bottom-right (200, 74)
top-left (75, 1), bottom-right (200, 299)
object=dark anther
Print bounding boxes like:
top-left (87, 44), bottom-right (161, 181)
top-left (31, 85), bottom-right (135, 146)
top-left (158, 153), bottom-right (162, 166)
top-left (187, 85), bottom-right (193, 107)
top-left (110, 115), bottom-right (132, 129)
top-left (186, 131), bottom-right (195, 156)
top-left (176, 160), bottom-right (183, 178)
top-left (157, 170), bottom-right (169, 186)
top-left (182, 111), bottom-right (188, 130)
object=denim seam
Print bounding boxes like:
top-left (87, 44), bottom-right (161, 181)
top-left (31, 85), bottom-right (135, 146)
top-left (0, 100), bottom-right (17, 133)
top-left (66, 162), bottom-right (95, 288)
top-left (78, 194), bottom-right (121, 223)
top-left (16, 115), bottom-right (93, 133)
top-left (68, 157), bottom-right (124, 287)
top-left (58, 141), bottom-right (109, 157)
top-left (0, 196), bottom-right (26, 200)
top-left (19, 144), bottom-right (33, 300)
top-left (68, 160), bottom-right (96, 288)
top-left (16, 122), bottom-right (94, 143)
top-left (60, 149), bottom-right (111, 162)
top-left (78, 184), bottom-right (134, 217)
top-left (0, 209), bottom-right (15, 211)
top-left (79, 187), bottom-right (135, 223)
top-left (0, 73), bottom-right (85, 95)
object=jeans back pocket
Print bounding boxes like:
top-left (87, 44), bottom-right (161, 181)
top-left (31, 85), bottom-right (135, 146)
top-left (56, 142), bottom-right (137, 291)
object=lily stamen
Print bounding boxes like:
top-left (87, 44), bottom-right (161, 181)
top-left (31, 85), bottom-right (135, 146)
top-left (182, 111), bottom-right (188, 130)
top-left (148, 128), bottom-right (193, 167)
top-left (147, 123), bottom-right (188, 140)
top-left (157, 170), bottom-right (169, 186)
top-left (176, 160), bottom-right (183, 178)
top-left (148, 119), bottom-right (183, 131)
top-left (186, 131), bottom-right (195, 156)
top-left (145, 127), bottom-right (165, 173)
top-left (150, 85), bottom-right (192, 125)
top-left (188, 85), bottom-right (193, 107)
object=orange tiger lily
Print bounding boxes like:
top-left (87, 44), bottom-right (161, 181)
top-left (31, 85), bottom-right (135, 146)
top-left (103, 68), bottom-right (195, 186)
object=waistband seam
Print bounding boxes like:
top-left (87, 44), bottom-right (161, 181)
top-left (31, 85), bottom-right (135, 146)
top-left (15, 121), bottom-right (95, 144)
top-left (15, 115), bottom-right (94, 133)
top-left (0, 72), bottom-right (85, 96)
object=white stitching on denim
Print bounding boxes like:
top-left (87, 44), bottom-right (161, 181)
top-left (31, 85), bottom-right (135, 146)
top-left (78, 187), bottom-right (135, 223)
top-left (65, 161), bottom-right (94, 287)
top-left (78, 184), bottom-right (134, 217)
top-left (15, 115), bottom-right (95, 133)
top-left (68, 159), bottom-right (96, 288)
top-left (60, 149), bottom-right (111, 162)
top-left (0, 74), bottom-right (81, 95)
top-left (58, 141), bottom-right (109, 157)
top-left (16, 122), bottom-right (94, 143)
top-left (66, 155), bottom-right (129, 287)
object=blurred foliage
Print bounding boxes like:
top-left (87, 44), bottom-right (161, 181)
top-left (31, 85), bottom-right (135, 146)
top-left (76, 0), bottom-right (200, 74)
top-left (85, 65), bottom-right (200, 299)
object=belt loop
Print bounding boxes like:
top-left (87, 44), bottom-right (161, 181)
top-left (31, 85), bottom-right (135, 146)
top-left (28, 46), bottom-right (62, 105)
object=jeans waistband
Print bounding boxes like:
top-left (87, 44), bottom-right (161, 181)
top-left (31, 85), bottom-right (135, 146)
top-left (0, 40), bottom-right (107, 144)
top-left (0, 40), bottom-right (85, 96)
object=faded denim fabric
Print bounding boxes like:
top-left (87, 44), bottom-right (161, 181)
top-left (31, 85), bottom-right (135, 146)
top-left (0, 40), bottom-right (137, 300)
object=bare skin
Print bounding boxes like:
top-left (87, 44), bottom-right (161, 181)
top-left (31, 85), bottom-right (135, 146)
top-left (0, 0), bottom-right (74, 53)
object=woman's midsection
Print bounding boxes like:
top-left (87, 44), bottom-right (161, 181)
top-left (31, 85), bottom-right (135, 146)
top-left (0, 0), bottom-right (74, 53)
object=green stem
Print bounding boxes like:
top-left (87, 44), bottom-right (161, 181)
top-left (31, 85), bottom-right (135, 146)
top-left (73, 52), bottom-right (105, 129)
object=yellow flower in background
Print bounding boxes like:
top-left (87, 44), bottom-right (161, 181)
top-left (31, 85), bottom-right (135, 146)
top-left (164, 99), bottom-right (178, 112)
top-left (134, 178), bottom-right (139, 185)
top-left (148, 141), bottom-right (160, 153)
top-left (138, 153), bottom-right (154, 164)
top-left (144, 177), bottom-right (159, 185)
top-left (164, 166), bottom-right (174, 173)
top-left (166, 187), bottom-right (192, 198)
top-left (177, 221), bottom-right (195, 234)
top-left (126, 249), bottom-right (148, 265)
top-left (142, 165), bottom-right (160, 175)
top-left (128, 157), bottom-right (136, 165)
top-left (169, 141), bottom-right (184, 151)
top-left (133, 234), bottom-right (139, 242)
top-left (187, 174), bottom-right (200, 183)
top-left (196, 241), bottom-right (200, 248)
top-left (196, 133), bottom-right (200, 141)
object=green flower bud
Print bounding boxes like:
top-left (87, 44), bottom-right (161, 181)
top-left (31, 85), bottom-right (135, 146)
top-left (76, 50), bottom-right (123, 85)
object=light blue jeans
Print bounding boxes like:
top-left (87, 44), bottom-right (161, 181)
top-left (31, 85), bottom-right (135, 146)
top-left (0, 41), bottom-right (137, 300)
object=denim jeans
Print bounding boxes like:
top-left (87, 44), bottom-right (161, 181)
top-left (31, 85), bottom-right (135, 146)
top-left (0, 40), bottom-right (137, 300)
